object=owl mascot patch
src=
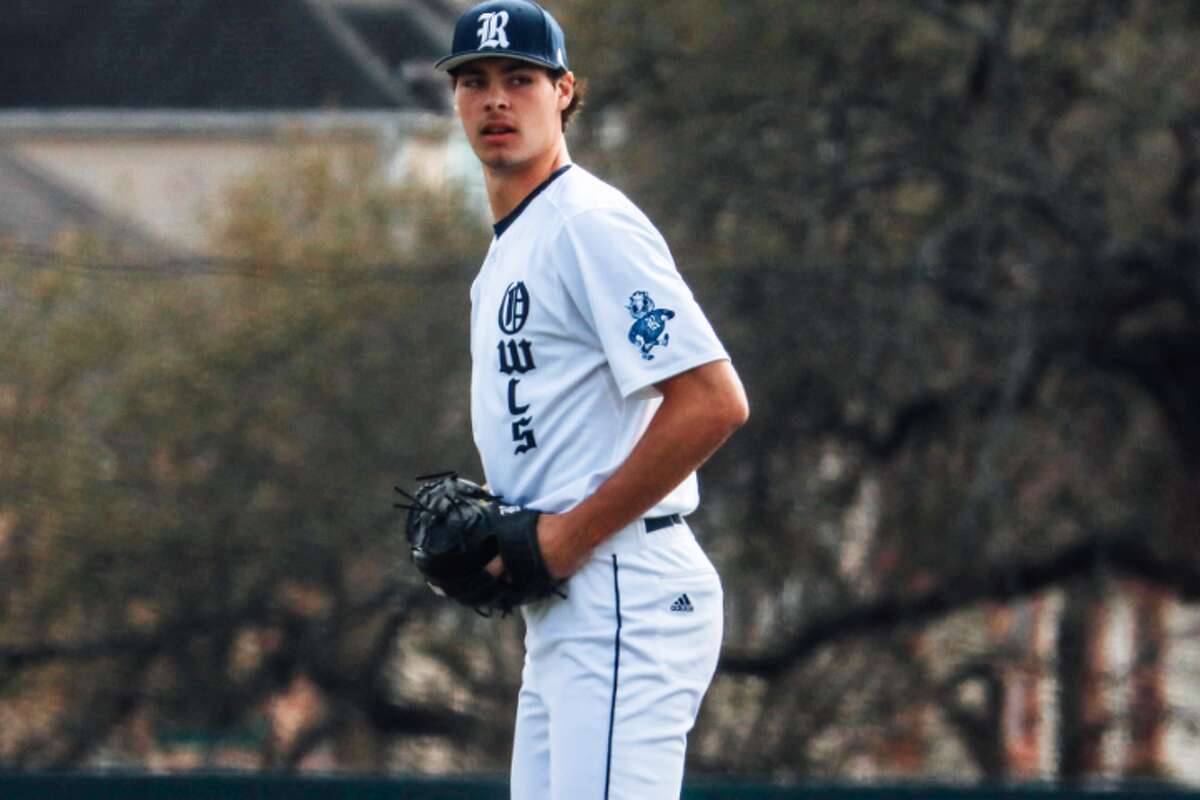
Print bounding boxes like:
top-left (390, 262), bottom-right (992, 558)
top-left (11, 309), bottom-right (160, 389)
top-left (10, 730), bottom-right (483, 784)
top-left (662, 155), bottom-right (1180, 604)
top-left (626, 290), bottom-right (675, 361)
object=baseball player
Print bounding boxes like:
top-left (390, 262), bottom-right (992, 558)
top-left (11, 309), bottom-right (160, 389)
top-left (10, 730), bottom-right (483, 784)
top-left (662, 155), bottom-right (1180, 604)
top-left (435, 1), bottom-right (749, 796)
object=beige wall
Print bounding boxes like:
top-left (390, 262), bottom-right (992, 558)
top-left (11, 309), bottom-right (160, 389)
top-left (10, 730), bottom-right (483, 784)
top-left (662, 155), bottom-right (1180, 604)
top-left (17, 138), bottom-right (282, 252)
top-left (3, 113), bottom-right (457, 254)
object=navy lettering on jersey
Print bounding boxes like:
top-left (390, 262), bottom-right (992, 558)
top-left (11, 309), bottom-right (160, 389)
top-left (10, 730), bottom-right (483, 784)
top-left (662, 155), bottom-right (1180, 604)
top-left (507, 379), bottom-right (530, 414)
top-left (511, 418), bottom-right (537, 454)
top-left (499, 281), bottom-right (530, 335)
top-left (498, 339), bottom-right (537, 374)
top-left (498, 284), bottom-right (538, 455)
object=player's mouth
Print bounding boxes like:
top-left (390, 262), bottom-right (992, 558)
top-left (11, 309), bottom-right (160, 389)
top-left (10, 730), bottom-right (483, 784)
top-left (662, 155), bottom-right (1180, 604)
top-left (480, 122), bottom-right (518, 144)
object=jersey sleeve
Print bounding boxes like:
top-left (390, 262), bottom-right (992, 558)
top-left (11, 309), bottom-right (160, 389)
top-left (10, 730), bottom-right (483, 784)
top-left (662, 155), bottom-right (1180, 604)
top-left (554, 205), bottom-right (729, 399)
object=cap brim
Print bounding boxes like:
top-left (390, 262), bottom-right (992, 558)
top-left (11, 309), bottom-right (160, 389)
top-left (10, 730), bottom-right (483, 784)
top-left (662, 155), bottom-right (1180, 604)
top-left (435, 51), bottom-right (565, 72)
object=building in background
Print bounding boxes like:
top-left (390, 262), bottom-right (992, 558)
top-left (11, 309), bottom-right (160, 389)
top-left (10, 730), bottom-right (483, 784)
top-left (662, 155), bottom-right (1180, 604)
top-left (0, 0), bottom-right (469, 254)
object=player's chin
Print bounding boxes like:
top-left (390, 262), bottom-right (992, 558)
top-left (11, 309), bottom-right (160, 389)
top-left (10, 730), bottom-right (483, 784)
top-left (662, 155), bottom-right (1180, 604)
top-left (480, 152), bottom-right (528, 172)
top-left (479, 153), bottom-right (511, 169)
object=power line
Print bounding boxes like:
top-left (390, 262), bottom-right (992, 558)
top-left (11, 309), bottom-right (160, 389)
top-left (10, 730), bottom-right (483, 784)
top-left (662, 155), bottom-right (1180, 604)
top-left (2, 241), bottom-right (924, 284)
top-left (1, 242), bottom-right (473, 286)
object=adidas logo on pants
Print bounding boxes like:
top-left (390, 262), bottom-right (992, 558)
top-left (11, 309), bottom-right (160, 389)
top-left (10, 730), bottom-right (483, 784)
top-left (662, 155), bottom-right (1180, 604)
top-left (670, 593), bottom-right (694, 613)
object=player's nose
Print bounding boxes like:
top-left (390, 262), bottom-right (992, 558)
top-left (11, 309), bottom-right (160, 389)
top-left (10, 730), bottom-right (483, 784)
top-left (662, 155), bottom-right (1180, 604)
top-left (483, 85), bottom-right (511, 111)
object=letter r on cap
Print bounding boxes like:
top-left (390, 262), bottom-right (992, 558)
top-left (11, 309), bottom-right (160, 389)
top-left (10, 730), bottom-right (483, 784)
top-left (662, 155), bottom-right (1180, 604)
top-left (477, 11), bottom-right (510, 49)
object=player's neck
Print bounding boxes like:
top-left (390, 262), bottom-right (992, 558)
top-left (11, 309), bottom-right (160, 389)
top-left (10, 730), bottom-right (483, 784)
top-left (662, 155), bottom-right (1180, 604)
top-left (483, 142), bottom-right (571, 224)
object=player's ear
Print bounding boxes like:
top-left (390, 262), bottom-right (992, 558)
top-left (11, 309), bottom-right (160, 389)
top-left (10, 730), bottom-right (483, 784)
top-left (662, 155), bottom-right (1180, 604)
top-left (555, 71), bottom-right (575, 111)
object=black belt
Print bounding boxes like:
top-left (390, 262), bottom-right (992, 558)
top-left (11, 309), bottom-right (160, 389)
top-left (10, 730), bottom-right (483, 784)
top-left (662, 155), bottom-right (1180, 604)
top-left (644, 513), bottom-right (682, 532)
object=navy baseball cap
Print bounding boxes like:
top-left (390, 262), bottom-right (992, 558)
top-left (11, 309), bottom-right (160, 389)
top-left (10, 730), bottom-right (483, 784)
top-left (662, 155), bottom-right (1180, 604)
top-left (435, 0), bottom-right (569, 73)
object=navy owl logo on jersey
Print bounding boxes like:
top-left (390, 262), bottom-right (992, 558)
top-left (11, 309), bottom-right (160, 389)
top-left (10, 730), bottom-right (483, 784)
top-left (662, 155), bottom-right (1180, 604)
top-left (626, 290), bottom-right (675, 360)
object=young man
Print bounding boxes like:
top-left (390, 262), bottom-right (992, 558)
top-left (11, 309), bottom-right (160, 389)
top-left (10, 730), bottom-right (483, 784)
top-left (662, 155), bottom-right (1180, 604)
top-left (436, 1), bottom-right (749, 796)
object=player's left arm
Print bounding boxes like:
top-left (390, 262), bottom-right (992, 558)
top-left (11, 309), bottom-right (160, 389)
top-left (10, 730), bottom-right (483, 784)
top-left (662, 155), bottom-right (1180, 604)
top-left (536, 358), bottom-right (748, 579)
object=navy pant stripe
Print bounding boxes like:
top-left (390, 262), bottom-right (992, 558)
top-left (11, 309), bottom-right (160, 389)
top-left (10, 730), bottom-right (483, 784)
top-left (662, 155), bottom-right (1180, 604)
top-left (603, 554), bottom-right (622, 799)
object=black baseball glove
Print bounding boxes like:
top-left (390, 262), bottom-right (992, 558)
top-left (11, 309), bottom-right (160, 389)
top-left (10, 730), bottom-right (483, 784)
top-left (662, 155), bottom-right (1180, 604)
top-left (395, 472), bottom-right (562, 615)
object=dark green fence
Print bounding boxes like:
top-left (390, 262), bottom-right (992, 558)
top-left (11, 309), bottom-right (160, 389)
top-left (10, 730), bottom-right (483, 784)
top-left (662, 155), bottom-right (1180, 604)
top-left (0, 774), bottom-right (1195, 800)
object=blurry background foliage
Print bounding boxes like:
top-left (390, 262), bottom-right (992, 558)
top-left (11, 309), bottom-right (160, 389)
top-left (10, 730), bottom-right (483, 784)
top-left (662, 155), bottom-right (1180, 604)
top-left (1, 0), bottom-right (1199, 787)
top-left (561, 0), bottom-right (1199, 782)
top-left (1, 140), bottom-right (500, 769)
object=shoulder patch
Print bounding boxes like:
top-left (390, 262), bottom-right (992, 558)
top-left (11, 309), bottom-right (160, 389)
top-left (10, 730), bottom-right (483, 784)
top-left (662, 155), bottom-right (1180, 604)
top-left (626, 290), bottom-right (675, 360)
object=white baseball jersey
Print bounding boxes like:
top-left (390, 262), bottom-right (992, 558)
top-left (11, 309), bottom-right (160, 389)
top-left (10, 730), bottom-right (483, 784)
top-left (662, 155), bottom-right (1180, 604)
top-left (469, 164), bottom-right (730, 513)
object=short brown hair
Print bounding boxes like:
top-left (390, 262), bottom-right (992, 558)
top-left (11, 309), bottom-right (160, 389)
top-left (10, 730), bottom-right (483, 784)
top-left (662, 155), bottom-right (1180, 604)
top-left (551, 69), bottom-right (586, 132)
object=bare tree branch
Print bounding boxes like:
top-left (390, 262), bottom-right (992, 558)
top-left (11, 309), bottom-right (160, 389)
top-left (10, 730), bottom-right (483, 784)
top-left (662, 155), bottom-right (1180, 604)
top-left (720, 534), bottom-right (1200, 678)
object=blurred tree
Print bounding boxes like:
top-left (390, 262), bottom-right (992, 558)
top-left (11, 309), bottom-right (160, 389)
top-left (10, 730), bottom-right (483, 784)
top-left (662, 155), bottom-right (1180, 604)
top-left (0, 145), bottom-right (515, 770)
top-left (562, 0), bottom-right (1199, 783)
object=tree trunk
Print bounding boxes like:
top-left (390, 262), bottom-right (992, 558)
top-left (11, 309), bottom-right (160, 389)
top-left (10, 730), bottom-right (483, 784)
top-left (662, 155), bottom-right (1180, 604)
top-left (1056, 581), bottom-right (1108, 780)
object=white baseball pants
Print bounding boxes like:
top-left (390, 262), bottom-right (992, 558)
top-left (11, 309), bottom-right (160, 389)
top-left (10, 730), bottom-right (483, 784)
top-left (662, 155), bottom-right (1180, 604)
top-left (510, 518), bottom-right (723, 800)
